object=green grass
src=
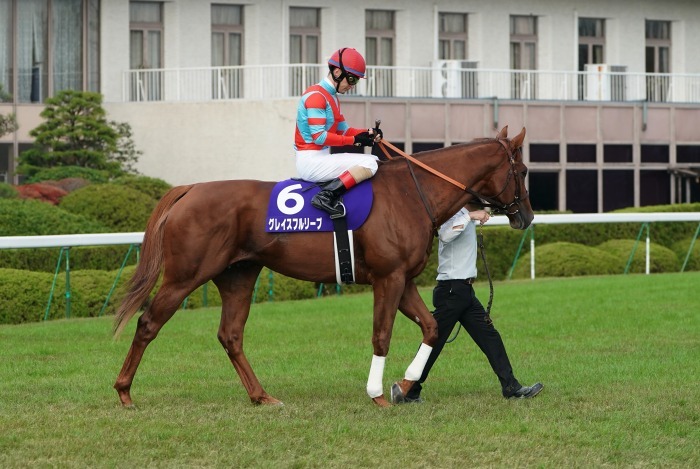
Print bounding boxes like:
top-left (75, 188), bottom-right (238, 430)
top-left (1, 273), bottom-right (699, 468)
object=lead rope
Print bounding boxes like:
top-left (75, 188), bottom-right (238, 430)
top-left (446, 223), bottom-right (495, 343)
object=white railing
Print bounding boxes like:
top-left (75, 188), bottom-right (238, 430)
top-left (121, 64), bottom-right (700, 104)
top-left (2, 213), bottom-right (699, 279)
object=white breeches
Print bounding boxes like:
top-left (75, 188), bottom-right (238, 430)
top-left (296, 148), bottom-right (379, 182)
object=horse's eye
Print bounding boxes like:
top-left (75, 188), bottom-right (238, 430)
top-left (521, 168), bottom-right (528, 178)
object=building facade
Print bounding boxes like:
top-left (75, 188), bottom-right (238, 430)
top-left (1, 0), bottom-right (699, 212)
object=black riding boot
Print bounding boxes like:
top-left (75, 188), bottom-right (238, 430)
top-left (311, 178), bottom-right (348, 218)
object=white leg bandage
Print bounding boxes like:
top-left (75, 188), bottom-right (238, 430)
top-left (404, 343), bottom-right (433, 381)
top-left (366, 355), bottom-right (386, 398)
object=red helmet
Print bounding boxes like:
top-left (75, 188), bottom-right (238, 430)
top-left (328, 48), bottom-right (366, 78)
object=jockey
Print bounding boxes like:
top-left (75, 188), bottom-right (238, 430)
top-left (294, 47), bottom-right (383, 218)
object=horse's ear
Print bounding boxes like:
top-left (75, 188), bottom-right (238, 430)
top-left (496, 126), bottom-right (508, 139)
top-left (511, 127), bottom-right (526, 149)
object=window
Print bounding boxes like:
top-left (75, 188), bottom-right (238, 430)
top-left (646, 20), bottom-right (671, 102)
top-left (439, 13), bottom-right (467, 60)
top-left (212, 4), bottom-right (243, 99)
top-left (3, 0), bottom-right (99, 103)
top-left (603, 144), bottom-right (632, 163)
top-left (0, 0), bottom-right (13, 99)
top-left (510, 15), bottom-right (537, 99)
top-left (641, 145), bottom-right (669, 163)
top-left (0, 143), bottom-right (10, 183)
top-left (412, 142), bottom-right (444, 153)
top-left (578, 18), bottom-right (604, 99)
top-left (603, 170), bottom-right (633, 211)
top-left (366, 10), bottom-right (394, 96)
top-left (530, 144), bottom-right (559, 163)
top-left (129, 2), bottom-right (163, 100)
top-left (567, 144), bottom-right (596, 163)
top-left (640, 170), bottom-right (670, 206)
top-left (289, 7), bottom-right (320, 95)
top-left (578, 18), bottom-right (605, 69)
top-left (677, 146), bottom-right (700, 164)
top-left (529, 172), bottom-right (559, 212)
top-left (566, 170), bottom-right (597, 213)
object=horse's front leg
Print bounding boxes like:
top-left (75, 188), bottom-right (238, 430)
top-left (392, 279), bottom-right (438, 403)
top-left (366, 274), bottom-right (405, 407)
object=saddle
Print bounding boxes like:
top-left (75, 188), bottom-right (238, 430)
top-left (266, 179), bottom-right (374, 284)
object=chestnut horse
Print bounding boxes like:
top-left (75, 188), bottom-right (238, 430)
top-left (113, 126), bottom-right (533, 407)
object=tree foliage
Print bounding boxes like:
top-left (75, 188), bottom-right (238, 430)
top-left (17, 90), bottom-right (140, 178)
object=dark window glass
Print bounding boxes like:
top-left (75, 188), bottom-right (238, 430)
top-left (567, 144), bottom-right (596, 163)
top-left (529, 144), bottom-right (559, 163)
top-left (677, 145), bottom-right (700, 164)
top-left (412, 142), bottom-right (444, 153)
top-left (331, 145), bottom-right (365, 155)
top-left (528, 172), bottom-right (558, 211)
top-left (371, 141), bottom-right (404, 160)
top-left (640, 170), bottom-right (670, 206)
top-left (566, 170), bottom-right (597, 213)
top-left (604, 144), bottom-right (633, 163)
top-left (641, 145), bottom-right (669, 163)
top-left (0, 143), bottom-right (11, 183)
top-left (603, 170), bottom-right (634, 211)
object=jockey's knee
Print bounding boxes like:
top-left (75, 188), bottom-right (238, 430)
top-left (348, 164), bottom-right (376, 183)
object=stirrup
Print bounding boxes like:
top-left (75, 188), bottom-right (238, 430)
top-left (329, 202), bottom-right (346, 219)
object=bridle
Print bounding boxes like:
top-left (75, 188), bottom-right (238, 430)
top-left (465, 139), bottom-right (529, 219)
top-left (376, 138), bottom-right (529, 232)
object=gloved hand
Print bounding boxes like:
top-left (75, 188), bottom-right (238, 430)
top-left (370, 127), bottom-right (383, 142)
top-left (353, 131), bottom-right (375, 147)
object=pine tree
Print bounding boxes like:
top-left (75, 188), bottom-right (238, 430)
top-left (18, 90), bottom-right (140, 178)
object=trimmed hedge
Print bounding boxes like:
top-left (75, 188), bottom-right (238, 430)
top-left (59, 184), bottom-right (157, 232)
top-left (597, 239), bottom-right (680, 273)
top-left (511, 242), bottom-right (620, 279)
top-left (0, 183), bottom-right (18, 199)
top-left (0, 198), bottom-right (107, 236)
top-left (672, 238), bottom-right (700, 271)
top-left (112, 175), bottom-right (172, 200)
top-left (0, 267), bottom-right (130, 324)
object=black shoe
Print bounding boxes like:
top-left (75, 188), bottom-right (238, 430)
top-left (391, 382), bottom-right (424, 404)
top-left (506, 382), bottom-right (543, 399)
top-left (311, 178), bottom-right (348, 218)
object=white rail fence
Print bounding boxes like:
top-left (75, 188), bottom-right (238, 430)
top-left (122, 64), bottom-right (700, 104)
top-left (1, 213), bottom-right (699, 281)
top-left (1, 213), bottom-right (699, 321)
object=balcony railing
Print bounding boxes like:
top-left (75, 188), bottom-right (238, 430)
top-left (121, 64), bottom-right (700, 104)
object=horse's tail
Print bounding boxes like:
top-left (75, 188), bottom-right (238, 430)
top-left (113, 184), bottom-right (195, 338)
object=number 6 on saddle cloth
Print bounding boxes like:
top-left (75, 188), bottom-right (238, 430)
top-left (266, 179), bottom-right (374, 284)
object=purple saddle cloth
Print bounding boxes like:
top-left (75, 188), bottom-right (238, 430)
top-left (266, 179), bottom-right (373, 232)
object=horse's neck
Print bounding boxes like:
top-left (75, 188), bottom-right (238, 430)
top-left (418, 142), bottom-right (501, 224)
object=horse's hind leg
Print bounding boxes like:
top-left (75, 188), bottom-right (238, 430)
top-left (114, 281), bottom-right (192, 407)
top-left (213, 262), bottom-right (282, 405)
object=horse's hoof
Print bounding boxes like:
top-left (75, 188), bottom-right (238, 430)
top-left (123, 403), bottom-right (137, 410)
top-left (371, 395), bottom-right (391, 408)
top-left (253, 395), bottom-right (284, 406)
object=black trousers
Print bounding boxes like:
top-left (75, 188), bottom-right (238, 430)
top-left (406, 279), bottom-right (521, 399)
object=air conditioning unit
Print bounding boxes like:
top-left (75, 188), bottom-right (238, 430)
top-left (432, 60), bottom-right (478, 98)
top-left (585, 64), bottom-right (628, 101)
